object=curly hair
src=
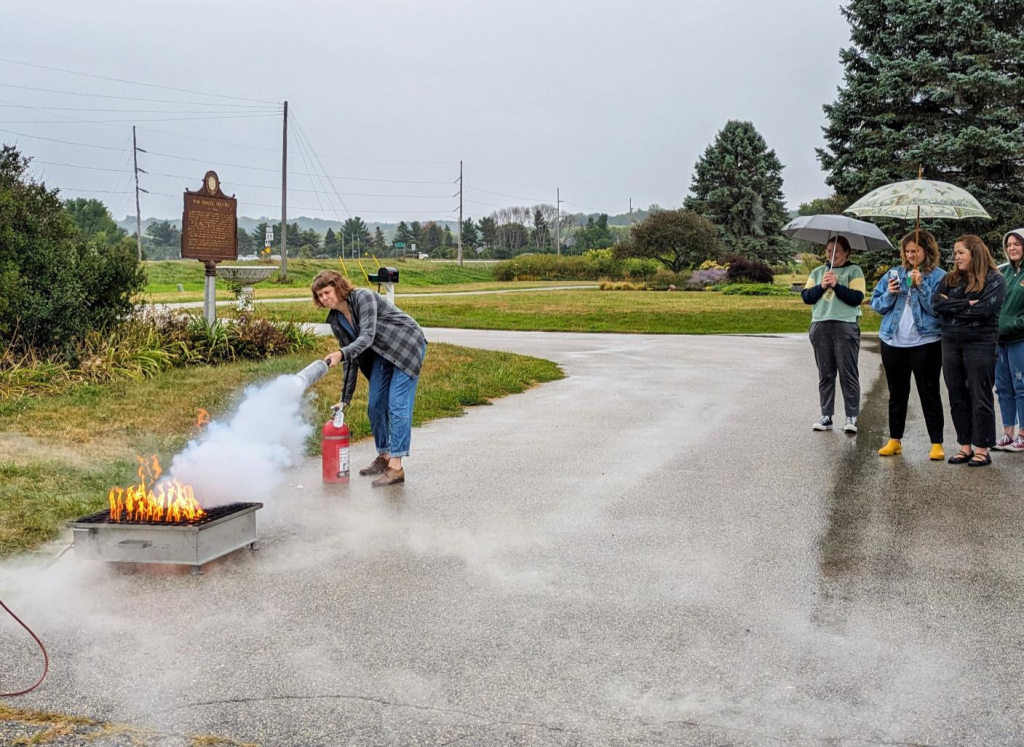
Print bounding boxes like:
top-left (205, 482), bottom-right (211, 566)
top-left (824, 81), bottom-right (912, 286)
top-left (311, 270), bottom-right (356, 307)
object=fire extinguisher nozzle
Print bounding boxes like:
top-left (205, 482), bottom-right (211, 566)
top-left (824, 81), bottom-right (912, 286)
top-left (295, 360), bottom-right (329, 391)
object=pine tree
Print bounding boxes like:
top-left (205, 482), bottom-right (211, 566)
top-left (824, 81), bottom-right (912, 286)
top-left (819, 0), bottom-right (1024, 252)
top-left (395, 221), bottom-right (413, 246)
top-left (373, 226), bottom-right (386, 254)
top-left (683, 120), bottom-right (791, 265)
top-left (324, 227), bottom-right (338, 256)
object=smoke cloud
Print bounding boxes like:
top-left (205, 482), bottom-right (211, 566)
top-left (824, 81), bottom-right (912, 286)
top-left (169, 374), bottom-right (313, 507)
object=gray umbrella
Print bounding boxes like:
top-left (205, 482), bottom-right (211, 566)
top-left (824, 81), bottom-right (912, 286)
top-left (782, 214), bottom-right (893, 252)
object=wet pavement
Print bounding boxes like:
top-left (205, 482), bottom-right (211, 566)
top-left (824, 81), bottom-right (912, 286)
top-left (2, 330), bottom-right (1023, 746)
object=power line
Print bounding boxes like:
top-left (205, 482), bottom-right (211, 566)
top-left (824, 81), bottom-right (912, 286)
top-left (0, 113), bottom-right (280, 125)
top-left (0, 104), bottom-right (280, 114)
top-left (0, 82), bottom-right (279, 108)
top-left (57, 187), bottom-right (132, 194)
top-left (145, 191), bottom-right (452, 215)
top-left (465, 185), bottom-right (548, 203)
top-left (0, 56), bottom-right (278, 105)
top-left (466, 165), bottom-right (551, 193)
top-left (0, 128), bottom-right (128, 150)
top-left (32, 159), bottom-right (130, 172)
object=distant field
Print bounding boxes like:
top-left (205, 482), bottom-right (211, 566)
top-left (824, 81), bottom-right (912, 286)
top-left (255, 289), bottom-right (883, 335)
top-left (142, 258), bottom-right (494, 295)
top-left (146, 280), bottom-right (597, 304)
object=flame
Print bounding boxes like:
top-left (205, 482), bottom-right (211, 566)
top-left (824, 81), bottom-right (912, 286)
top-left (108, 455), bottom-right (206, 523)
top-left (196, 409), bottom-right (210, 428)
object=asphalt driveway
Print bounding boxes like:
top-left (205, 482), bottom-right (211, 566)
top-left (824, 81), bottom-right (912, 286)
top-left (2, 330), bottom-right (1022, 746)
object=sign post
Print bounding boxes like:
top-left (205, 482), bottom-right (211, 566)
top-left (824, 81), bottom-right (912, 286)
top-left (181, 171), bottom-right (238, 326)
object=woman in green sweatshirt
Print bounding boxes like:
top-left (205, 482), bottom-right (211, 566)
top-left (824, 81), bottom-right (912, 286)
top-left (994, 228), bottom-right (1024, 452)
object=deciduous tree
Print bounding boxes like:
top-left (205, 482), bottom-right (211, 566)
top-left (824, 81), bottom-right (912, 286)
top-left (615, 208), bottom-right (721, 273)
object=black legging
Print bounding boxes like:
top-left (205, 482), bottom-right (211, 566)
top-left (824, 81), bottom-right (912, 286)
top-left (941, 334), bottom-right (998, 448)
top-left (880, 340), bottom-right (944, 442)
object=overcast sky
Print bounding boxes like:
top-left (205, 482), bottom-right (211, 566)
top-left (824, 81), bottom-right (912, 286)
top-left (2, 0), bottom-right (851, 223)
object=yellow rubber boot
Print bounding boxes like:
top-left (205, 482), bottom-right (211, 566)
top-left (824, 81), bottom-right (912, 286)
top-left (878, 439), bottom-right (902, 456)
top-left (929, 443), bottom-right (945, 461)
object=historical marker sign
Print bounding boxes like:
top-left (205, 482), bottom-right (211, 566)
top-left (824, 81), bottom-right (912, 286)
top-left (181, 171), bottom-right (237, 262)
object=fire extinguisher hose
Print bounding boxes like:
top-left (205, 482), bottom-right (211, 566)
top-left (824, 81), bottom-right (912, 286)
top-left (0, 597), bottom-right (49, 697)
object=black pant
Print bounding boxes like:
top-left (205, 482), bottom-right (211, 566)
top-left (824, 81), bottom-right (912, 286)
top-left (941, 335), bottom-right (998, 448)
top-left (880, 341), bottom-right (944, 442)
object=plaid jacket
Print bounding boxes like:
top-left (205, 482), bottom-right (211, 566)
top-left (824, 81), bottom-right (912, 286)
top-left (326, 288), bottom-right (427, 405)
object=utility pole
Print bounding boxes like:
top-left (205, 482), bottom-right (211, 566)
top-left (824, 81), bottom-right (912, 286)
top-left (280, 101), bottom-right (288, 281)
top-left (456, 160), bottom-right (463, 266)
top-left (555, 187), bottom-right (562, 256)
top-left (132, 126), bottom-right (142, 261)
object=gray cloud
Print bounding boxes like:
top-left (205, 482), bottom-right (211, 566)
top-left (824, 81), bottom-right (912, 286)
top-left (2, 0), bottom-right (851, 221)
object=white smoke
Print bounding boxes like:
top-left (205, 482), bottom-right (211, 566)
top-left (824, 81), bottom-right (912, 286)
top-left (168, 374), bottom-right (313, 507)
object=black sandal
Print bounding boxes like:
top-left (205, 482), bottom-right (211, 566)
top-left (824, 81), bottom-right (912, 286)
top-left (948, 450), bottom-right (974, 465)
top-left (968, 452), bottom-right (992, 467)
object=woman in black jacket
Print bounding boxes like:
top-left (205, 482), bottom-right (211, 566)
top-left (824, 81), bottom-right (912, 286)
top-left (933, 235), bottom-right (1007, 466)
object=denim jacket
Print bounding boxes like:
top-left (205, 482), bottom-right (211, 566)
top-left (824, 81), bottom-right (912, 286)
top-left (869, 266), bottom-right (946, 343)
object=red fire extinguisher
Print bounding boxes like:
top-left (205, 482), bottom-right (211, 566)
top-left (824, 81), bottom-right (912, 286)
top-left (322, 406), bottom-right (350, 484)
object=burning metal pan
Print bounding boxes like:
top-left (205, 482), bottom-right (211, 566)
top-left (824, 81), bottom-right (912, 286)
top-left (67, 502), bottom-right (263, 575)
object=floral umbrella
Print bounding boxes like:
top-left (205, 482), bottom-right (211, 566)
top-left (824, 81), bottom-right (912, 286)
top-left (844, 178), bottom-right (991, 221)
top-left (845, 172), bottom-right (991, 271)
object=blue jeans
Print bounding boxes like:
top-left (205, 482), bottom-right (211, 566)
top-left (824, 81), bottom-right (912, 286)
top-left (996, 339), bottom-right (1024, 428)
top-left (367, 345), bottom-right (425, 458)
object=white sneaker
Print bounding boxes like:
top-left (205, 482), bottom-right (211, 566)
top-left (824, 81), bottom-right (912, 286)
top-left (1006, 436), bottom-right (1024, 453)
top-left (994, 434), bottom-right (1014, 451)
top-left (813, 416), bottom-right (833, 431)
top-left (843, 417), bottom-right (858, 434)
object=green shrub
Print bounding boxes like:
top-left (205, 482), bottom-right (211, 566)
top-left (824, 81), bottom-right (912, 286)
top-left (0, 309), bottom-right (317, 402)
top-left (0, 146), bottom-right (146, 351)
top-left (720, 283), bottom-right (793, 296)
top-left (647, 268), bottom-right (688, 291)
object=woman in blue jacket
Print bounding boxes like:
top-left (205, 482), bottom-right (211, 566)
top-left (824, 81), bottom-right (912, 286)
top-left (869, 230), bottom-right (947, 460)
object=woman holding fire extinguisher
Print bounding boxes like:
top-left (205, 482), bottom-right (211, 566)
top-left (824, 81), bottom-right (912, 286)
top-left (312, 270), bottom-right (427, 487)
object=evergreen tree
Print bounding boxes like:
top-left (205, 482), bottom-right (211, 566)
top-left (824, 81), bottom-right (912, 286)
top-left (395, 221), bottom-right (413, 247)
top-left (324, 227), bottom-right (339, 257)
top-left (684, 120), bottom-right (791, 265)
top-left (477, 216), bottom-right (498, 248)
top-left (818, 0), bottom-right (1024, 253)
top-left (410, 221), bottom-right (423, 249)
top-left (373, 226), bottom-right (387, 254)
top-left (237, 226), bottom-right (254, 255)
top-left (461, 218), bottom-right (479, 250)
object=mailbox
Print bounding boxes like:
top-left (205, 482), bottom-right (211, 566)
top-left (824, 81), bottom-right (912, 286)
top-left (369, 267), bottom-right (399, 284)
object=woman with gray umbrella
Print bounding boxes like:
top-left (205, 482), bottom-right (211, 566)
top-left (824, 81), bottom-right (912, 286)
top-left (785, 215), bottom-right (881, 434)
top-left (869, 230), bottom-right (946, 460)
top-left (801, 235), bottom-right (866, 433)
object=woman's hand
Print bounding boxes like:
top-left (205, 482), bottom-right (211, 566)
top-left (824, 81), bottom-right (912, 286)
top-left (324, 351), bottom-right (342, 368)
top-left (887, 277), bottom-right (900, 294)
top-left (910, 270), bottom-right (922, 288)
top-left (822, 270), bottom-right (837, 288)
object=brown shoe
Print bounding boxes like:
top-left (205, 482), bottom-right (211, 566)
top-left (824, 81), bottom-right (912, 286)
top-left (371, 467), bottom-right (405, 488)
top-left (359, 454), bottom-right (390, 476)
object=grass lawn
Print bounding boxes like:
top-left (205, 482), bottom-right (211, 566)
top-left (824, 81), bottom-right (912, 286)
top-left (257, 290), bottom-right (883, 335)
top-left (0, 339), bottom-right (561, 558)
top-left (145, 280), bottom-right (598, 304)
top-left (142, 258), bottom-right (495, 295)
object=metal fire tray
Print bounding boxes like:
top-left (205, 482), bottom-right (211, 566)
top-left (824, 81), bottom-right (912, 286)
top-left (67, 502), bottom-right (263, 574)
